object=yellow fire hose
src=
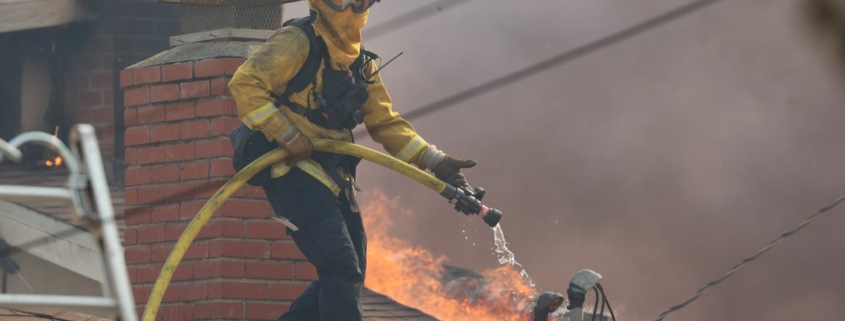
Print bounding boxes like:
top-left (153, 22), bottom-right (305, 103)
top-left (141, 139), bottom-right (501, 321)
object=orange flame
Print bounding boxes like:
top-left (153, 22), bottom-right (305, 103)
top-left (362, 190), bottom-right (541, 321)
top-left (43, 126), bottom-right (63, 168)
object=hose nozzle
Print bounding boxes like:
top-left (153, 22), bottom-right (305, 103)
top-left (440, 185), bottom-right (502, 227)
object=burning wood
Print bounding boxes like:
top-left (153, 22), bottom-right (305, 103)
top-left (361, 190), bottom-right (549, 321)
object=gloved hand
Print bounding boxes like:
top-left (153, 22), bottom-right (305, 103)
top-left (419, 145), bottom-right (477, 188)
top-left (277, 127), bottom-right (313, 166)
top-left (432, 155), bottom-right (477, 188)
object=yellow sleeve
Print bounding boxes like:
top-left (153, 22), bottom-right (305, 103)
top-left (228, 27), bottom-right (309, 141)
top-left (361, 62), bottom-right (430, 166)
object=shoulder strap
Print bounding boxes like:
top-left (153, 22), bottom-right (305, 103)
top-left (277, 12), bottom-right (324, 103)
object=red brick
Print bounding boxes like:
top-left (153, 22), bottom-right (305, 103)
top-left (219, 239), bottom-right (271, 259)
top-left (209, 118), bottom-right (241, 136)
top-left (134, 66), bottom-right (161, 85)
top-left (187, 242), bottom-right (209, 259)
top-left (180, 80), bottom-right (209, 99)
top-left (135, 266), bottom-right (162, 284)
top-left (124, 228), bottom-right (138, 246)
top-left (194, 180), bottom-right (226, 199)
top-left (197, 220), bottom-right (223, 239)
top-left (125, 167), bottom-right (152, 186)
top-left (151, 84), bottom-right (179, 103)
top-left (162, 62), bottom-right (192, 82)
top-left (153, 243), bottom-right (208, 262)
top-left (271, 283), bottom-right (307, 301)
top-left (104, 88), bottom-right (114, 105)
top-left (222, 260), bottom-right (245, 278)
top-left (222, 220), bottom-right (244, 237)
top-left (179, 201), bottom-right (205, 220)
top-left (208, 282), bottom-right (222, 299)
top-left (195, 58), bottom-right (244, 78)
top-left (165, 224), bottom-right (187, 242)
top-left (138, 146), bottom-right (166, 165)
top-left (138, 186), bottom-right (166, 205)
top-left (246, 302), bottom-right (288, 321)
top-left (126, 267), bottom-right (137, 284)
top-left (158, 304), bottom-right (192, 321)
top-left (91, 71), bottom-right (112, 89)
top-left (120, 70), bottom-right (133, 87)
top-left (123, 126), bottom-right (150, 146)
top-left (165, 102), bottom-right (195, 121)
top-left (174, 263), bottom-right (193, 281)
top-left (221, 200), bottom-right (271, 218)
top-left (132, 286), bottom-right (151, 305)
top-left (165, 182), bottom-right (196, 202)
top-left (196, 97), bottom-right (234, 117)
top-left (124, 108), bottom-right (138, 126)
top-left (180, 120), bottom-right (209, 140)
top-left (222, 282), bottom-right (269, 300)
top-left (124, 87), bottom-right (150, 107)
top-left (195, 139), bottom-right (233, 158)
top-left (124, 246), bottom-right (151, 264)
top-left (246, 221), bottom-right (286, 240)
top-left (151, 244), bottom-right (173, 262)
top-left (296, 262), bottom-right (318, 281)
top-left (179, 283), bottom-right (207, 301)
top-left (136, 105), bottom-right (166, 124)
top-left (78, 90), bottom-right (104, 107)
top-left (162, 286), bottom-right (179, 303)
top-left (272, 242), bottom-right (306, 260)
top-left (124, 188), bottom-right (139, 207)
top-left (210, 159), bottom-right (235, 177)
top-left (180, 161), bottom-right (208, 180)
top-left (151, 165), bottom-right (180, 183)
top-left (193, 261), bottom-right (221, 279)
top-left (124, 207), bottom-right (151, 225)
top-left (151, 204), bottom-right (180, 223)
top-left (137, 225), bottom-right (165, 244)
top-left (125, 148), bottom-right (138, 166)
top-left (210, 77), bottom-right (232, 96)
top-left (247, 262), bottom-right (294, 280)
top-left (165, 143), bottom-right (195, 162)
top-left (92, 107), bottom-right (113, 123)
top-left (151, 123), bottom-right (180, 143)
top-left (193, 302), bottom-right (244, 320)
top-left (244, 185), bottom-right (267, 199)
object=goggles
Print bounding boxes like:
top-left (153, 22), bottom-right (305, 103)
top-left (322, 0), bottom-right (379, 13)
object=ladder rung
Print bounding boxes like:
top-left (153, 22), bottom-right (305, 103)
top-left (0, 294), bottom-right (118, 309)
top-left (0, 186), bottom-right (74, 202)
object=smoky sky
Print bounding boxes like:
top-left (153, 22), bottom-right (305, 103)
top-left (288, 1), bottom-right (845, 320)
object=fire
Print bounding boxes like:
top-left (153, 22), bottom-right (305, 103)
top-left (43, 126), bottom-right (63, 168)
top-left (361, 190), bottom-right (541, 321)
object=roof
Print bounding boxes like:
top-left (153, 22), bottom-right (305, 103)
top-left (362, 288), bottom-right (438, 320)
top-left (0, 165), bottom-right (125, 234)
top-left (0, 307), bottom-right (108, 321)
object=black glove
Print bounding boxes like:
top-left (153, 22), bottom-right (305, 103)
top-left (566, 287), bottom-right (586, 310)
top-left (431, 155), bottom-right (477, 188)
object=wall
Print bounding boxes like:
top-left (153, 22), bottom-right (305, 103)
top-left (121, 51), bottom-right (315, 320)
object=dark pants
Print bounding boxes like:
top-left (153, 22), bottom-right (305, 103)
top-left (263, 168), bottom-right (366, 321)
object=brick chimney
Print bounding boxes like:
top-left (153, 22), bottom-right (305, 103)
top-left (120, 1), bottom-right (314, 320)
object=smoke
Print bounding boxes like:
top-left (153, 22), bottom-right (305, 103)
top-left (290, 0), bottom-right (845, 320)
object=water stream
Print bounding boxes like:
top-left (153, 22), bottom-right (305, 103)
top-left (492, 224), bottom-right (537, 291)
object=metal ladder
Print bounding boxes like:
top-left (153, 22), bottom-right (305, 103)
top-left (0, 124), bottom-right (137, 321)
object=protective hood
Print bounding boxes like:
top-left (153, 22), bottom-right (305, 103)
top-left (308, 0), bottom-right (369, 70)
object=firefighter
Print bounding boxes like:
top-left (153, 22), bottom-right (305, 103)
top-left (227, 0), bottom-right (477, 320)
